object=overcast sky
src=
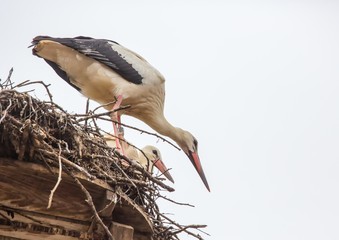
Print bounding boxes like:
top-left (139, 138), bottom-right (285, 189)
top-left (1, 1), bottom-right (339, 239)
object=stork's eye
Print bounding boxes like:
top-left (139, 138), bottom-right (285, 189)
top-left (193, 138), bottom-right (198, 151)
top-left (152, 149), bottom-right (159, 157)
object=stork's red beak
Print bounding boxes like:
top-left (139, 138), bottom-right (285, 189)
top-left (153, 158), bottom-right (175, 183)
top-left (188, 151), bottom-right (210, 192)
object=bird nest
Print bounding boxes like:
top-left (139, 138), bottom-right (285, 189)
top-left (0, 69), bottom-right (207, 240)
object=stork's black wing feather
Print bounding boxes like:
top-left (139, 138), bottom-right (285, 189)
top-left (43, 59), bottom-right (81, 92)
top-left (32, 36), bottom-right (143, 85)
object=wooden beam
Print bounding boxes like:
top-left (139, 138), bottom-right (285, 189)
top-left (110, 222), bottom-right (134, 240)
top-left (98, 190), bottom-right (118, 218)
top-left (0, 157), bottom-right (153, 239)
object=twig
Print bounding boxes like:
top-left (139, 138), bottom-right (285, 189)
top-left (1, 68), bottom-right (14, 89)
top-left (85, 98), bottom-right (90, 127)
top-left (0, 99), bottom-right (12, 124)
top-left (90, 154), bottom-right (138, 189)
top-left (91, 100), bottom-right (122, 113)
top-left (38, 149), bottom-right (94, 180)
top-left (171, 224), bottom-right (209, 237)
top-left (113, 151), bottom-right (175, 192)
top-left (96, 116), bottom-right (180, 150)
top-left (13, 80), bottom-right (53, 102)
top-left (159, 212), bottom-right (207, 240)
top-left (65, 169), bottom-right (115, 240)
top-left (75, 106), bottom-right (130, 122)
top-left (159, 195), bottom-right (195, 207)
top-left (47, 143), bottom-right (63, 209)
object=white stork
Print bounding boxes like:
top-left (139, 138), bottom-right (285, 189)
top-left (103, 133), bottom-right (174, 183)
top-left (31, 36), bottom-right (210, 191)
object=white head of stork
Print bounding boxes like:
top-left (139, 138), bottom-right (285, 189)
top-left (103, 134), bottom-right (174, 183)
top-left (31, 36), bottom-right (210, 191)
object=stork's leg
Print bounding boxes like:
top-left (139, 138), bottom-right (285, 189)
top-left (111, 117), bottom-right (123, 153)
top-left (111, 95), bottom-right (125, 154)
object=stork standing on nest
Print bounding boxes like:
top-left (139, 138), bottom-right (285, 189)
top-left (104, 134), bottom-right (174, 183)
top-left (31, 36), bottom-right (210, 191)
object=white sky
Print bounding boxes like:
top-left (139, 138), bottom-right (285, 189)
top-left (1, 1), bottom-right (339, 239)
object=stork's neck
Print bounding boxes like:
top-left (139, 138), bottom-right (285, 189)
top-left (147, 114), bottom-right (183, 147)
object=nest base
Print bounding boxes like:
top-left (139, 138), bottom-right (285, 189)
top-left (0, 157), bottom-right (152, 240)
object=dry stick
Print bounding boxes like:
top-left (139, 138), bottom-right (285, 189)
top-left (96, 130), bottom-right (146, 161)
top-left (113, 151), bottom-right (175, 192)
top-left (0, 98), bottom-right (12, 124)
top-left (113, 176), bottom-right (151, 188)
top-left (75, 106), bottom-right (129, 122)
top-left (90, 154), bottom-right (137, 189)
top-left (91, 99), bottom-right (121, 113)
top-left (7, 68), bottom-right (13, 82)
top-left (159, 195), bottom-right (195, 207)
top-left (91, 162), bottom-right (149, 188)
top-left (77, 108), bottom-right (179, 151)
top-left (159, 213), bottom-right (207, 240)
top-left (96, 115), bottom-right (180, 151)
top-left (98, 130), bottom-right (140, 156)
top-left (13, 80), bottom-right (64, 120)
top-left (14, 80), bottom-right (53, 102)
top-left (65, 169), bottom-right (115, 240)
top-left (92, 163), bottom-right (117, 185)
top-left (47, 143), bottom-right (63, 209)
top-left (90, 148), bottom-right (171, 191)
top-left (84, 98), bottom-right (90, 128)
top-left (39, 149), bottom-right (94, 180)
top-left (101, 130), bottom-right (158, 168)
top-left (42, 101), bottom-right (71, 115)
top-left (171, 224), bottom-right (209, 238)
top-left (0, 67), bottom-right (14, 89)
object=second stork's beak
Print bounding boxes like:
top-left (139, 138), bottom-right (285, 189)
top-left (153, 158), bottom-right (175, 183)
top-left (187, 151), bottom-right (210, 192)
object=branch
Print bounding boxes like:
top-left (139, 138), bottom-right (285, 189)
top-left (65, 169), bottom-right (115, 240)
top-left (38, 148), bottom-right (94, 180)
top-left (75, 106), bottom-right (130, 122)
top-left (113, 151), bottom-right (175, 192)
top-left (0, 99), bottom-right (12, 124)
top-left (47, 143), bottom-right (63, 209)
top-left (96, 115), bottom-right (180, 150)
top-left (13, 80), bottom-right (53, 102)
top-left (0, 67), bottom-right (14, 89)
top-left (159, 212), bottom-right (208, 240)
top-left (159, 195), bottom-right (195, 207)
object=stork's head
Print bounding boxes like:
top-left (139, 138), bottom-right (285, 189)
top-left (176, 130), bottom-right (210, 191)
top-left (142, 145), bottom-right (174, 183)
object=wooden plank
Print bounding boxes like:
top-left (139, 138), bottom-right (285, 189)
top-left (0, 227), bottom-right (81, 240)
top-left (0, 158), bottom-right (104, 220)
top-left (0, 208), bottom-right (89, 232)
top-left (112, 194), bottom-right (153, 238)
top-left (0, 157), bottom-right (153, 238)
top-left (0, 214), bottom-right (85, 240)
top-left (98, 190), bottom-right (117, 218)
top-left (110, 222), bottom-right (134, 240)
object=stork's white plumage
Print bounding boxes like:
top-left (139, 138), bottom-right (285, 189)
top-left (104, 134), bottom-right (174, 183)
top-left (31, 36), bottom-right (210, 191)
